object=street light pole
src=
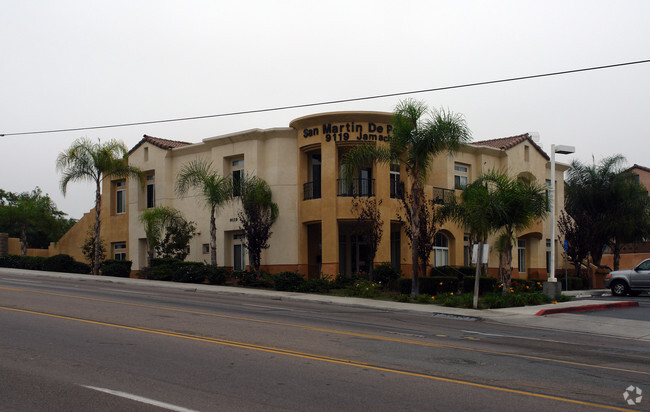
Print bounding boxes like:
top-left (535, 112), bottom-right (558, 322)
top-left (549, 144), bottom-right (575, 284)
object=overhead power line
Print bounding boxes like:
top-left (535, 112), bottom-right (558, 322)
top-left (2, 59), bottom-right (649, 137)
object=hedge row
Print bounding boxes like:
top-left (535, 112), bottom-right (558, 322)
top-left (142, 258), bottom-right (227, 285)
top-left (230, 270), bottom-right (332, 293)
top-left (0, 254), bottom-right (90, 274)
top-left (398, 275), bottom-right (498, 296)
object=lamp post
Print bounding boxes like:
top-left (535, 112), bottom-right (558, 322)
top-left (548, 144), bottom-right (575, 291)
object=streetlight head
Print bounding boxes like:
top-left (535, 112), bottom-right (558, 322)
top-left (554, 145), bottom-right (575, 155)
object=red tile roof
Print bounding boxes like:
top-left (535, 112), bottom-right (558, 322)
top-left (471, 133), bottom-right (550, 161)
top-left (129, 134), bottom-right (192, 154)
top-left (629, 164), bottom-right (650, 174)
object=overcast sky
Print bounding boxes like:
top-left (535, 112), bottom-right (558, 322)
top-left (1, 1), bottom-right (649, 219)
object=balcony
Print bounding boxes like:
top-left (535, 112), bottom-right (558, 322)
top-left (337, 178), bottom-right (375, 197)
top-left (432, 187), bottom-right (455, 204)
top-left (303, 181), bottom-right (321, 200)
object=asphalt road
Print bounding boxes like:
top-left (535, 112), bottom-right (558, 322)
top-left (1, 272), bottom-right (649, 411)
top-left (575, 292), bottom-right (650, 321)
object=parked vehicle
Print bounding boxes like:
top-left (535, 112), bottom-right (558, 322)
top-left (604, 259), bottom-right (650, 296)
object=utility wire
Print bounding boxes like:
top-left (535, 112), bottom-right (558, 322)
top-left (2, 59), bottom-right (649, 137)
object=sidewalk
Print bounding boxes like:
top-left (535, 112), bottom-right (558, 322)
top-left (3, 268), bottom-right (649, 341)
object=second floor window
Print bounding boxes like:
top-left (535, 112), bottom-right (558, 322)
top-left (390, 164), bottom-right (400, 199)
top-left (454, 163), bottom-right (469, 189)
top-left (146, 174), bottom-right (155, 209)
top-left (116, 181), bottom-right (126, 214)
top-left (232, 159), bottom-right (244, 197)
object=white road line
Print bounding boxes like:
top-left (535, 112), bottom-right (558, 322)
top-left (461, 330), bottom-right (571, 345)
top-left (81, 385), bottom-right (199, 412)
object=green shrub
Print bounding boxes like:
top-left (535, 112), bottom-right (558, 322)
top-left (206, 266), bottom-right (229, 285)
top-left (462, 276), bottom-right (498, 295)
top-left (437, 292), bottom-right (474, 308)
top-left (231, 270), bottom-right (273, 288)
top-left (420, 276), bottom-right (458, 295)
top-left (394, 294), bottom-right (410, 302)
top-left (346, 279), bottom-right (380, 298)
top-left (100, 259), bottom-right (132, 277)
top-left (172, 262), bottom-right (207, 283)
top-left (301, 278), bottom-right (332, 293)
top-left (372, 263), bottom-right (401, 289)
top-left (271, 271), bottom-right (305, 292)
top-left (481, 292), bottom-right (552, 308)
top-left (398, 278), bottom-right (412, 295)
top-left (507, 279), bottom-right (544, 293)
top-left (416, 294), bottom-right (434, 304)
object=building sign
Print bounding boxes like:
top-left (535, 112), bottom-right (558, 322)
top-left (302, 122), bottom-right (392, 143)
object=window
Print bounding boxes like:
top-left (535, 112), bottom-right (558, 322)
top-left (433, 233), bottom-right (449, 267)
top-left (305, 153), bottom-right (321, 200)
top-left (232, 159), bottom-right (244, 197)
top-left (202, 244), bottom-right (210, 254)
top-left (146, 174), bottom-right (155, 209)
top-left (518, 239), bottom-right (526, 273)
top-left (113, 242), bottom-right (126, 260)
top-left (233, 233), bottom-right (245, 271)
top-left (390, 163), bottom-right (400, 199)
top-left (463, 234), bottom-right (471, 267)
top-left (524, 145), bottom-right (530, 162)
top-left (116, 180), bottom-right (126, 214)
top-left (390, 230), bottom-right (401, 269)
top-left (545, 179), bottom-right (552, 206)
top-left (454, 164), bottom-right (469, 189)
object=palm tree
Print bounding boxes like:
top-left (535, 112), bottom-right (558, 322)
top-left (237, 174), bottom-right (279, 274)
top-left (175, 159), bottom-right (231, 265)
top-left (439, 177), bottom-right (498, 307)
top-left (475, 170), bottom-right (548, 292)
top-left (342, 99), bottom-right (471, 297)
top-left (139, 206), bottom-right (183, 267)
top-left (57, 138), bottom-right (144, 276)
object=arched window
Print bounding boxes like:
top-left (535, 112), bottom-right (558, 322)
top-left (433, 233), bottom-right (449, 267)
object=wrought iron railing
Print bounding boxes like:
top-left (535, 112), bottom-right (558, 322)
top-left (432, 187), bottom-right (455, 204)
top-left (337, 178), bottom-right (375, 197)
top-left (303, 181), bottom-right (321, 200)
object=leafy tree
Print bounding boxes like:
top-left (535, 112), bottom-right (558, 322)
top-left (237, 175), bottom-right (279, 275)
top-left (342, 99), bottom-right (471, 297)
top-left (57, 138), bottom-right (144, 275)
top-left (139, 206), bottom-right (189, 267)
top-left (0, 187), bottom-right (74, 254)
top-left (565, 155), bottom-right (650, 270)
top-left (156, 216), bottom-right (197, 260)
top-left (175, 159), bottom-right (231, 265)
top-left (351, 196), bottom-right (383, 281)
top-left (81, 227), bottom-right (106, 268)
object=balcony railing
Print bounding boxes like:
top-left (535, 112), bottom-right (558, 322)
top-left (337, 178), bottom-right (375, 197)
top-left (432, 187), bottom-right (455, 204)
top-left (303, 181), bottom-right (321, 200)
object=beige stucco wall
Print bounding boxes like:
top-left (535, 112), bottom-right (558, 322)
top-left (128, 128), bottom-right (299, 271)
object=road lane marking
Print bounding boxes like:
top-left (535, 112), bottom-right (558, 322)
top-left (82, 385), bottom-right (198, 412)
top-left (1, 286), bottom-right (648, 377)
top-left (1, 305), bottom-right (637, 412)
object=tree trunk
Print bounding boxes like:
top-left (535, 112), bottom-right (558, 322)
top-left (612, 240), bottom-right (621, 271)
top-left (502, 233), bottom-right (513, 295)
top-left (93, 180), bottom-right (102, 276)
top-left (209, 208), bottom-right (217, 266)
top-left (20, 224), bottom-right (27, 256)
top-left (410, 188), bottom-right (421, 298)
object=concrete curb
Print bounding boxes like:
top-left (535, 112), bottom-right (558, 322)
top-left (534, 301), bottom-right (639, 316)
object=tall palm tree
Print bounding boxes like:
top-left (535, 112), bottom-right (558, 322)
top-left (237, 174), bottom-right (279, 274)
top-left (175, 159), bottom-right (231, 265)
top-left (342, 99), bottom-right (471, 297)
top-left (139, 206), bottom-right (183, 267)
top-left (57, 138), bottom-right (144, 276)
